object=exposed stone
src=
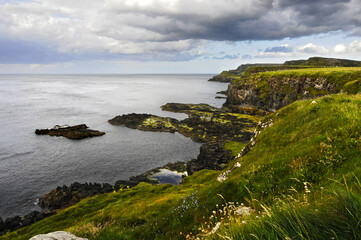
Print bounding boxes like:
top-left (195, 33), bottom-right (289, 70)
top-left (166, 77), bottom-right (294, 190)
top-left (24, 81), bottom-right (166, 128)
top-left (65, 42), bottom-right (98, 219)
top-left (109, 103), bottom-right (257, 143)
top-left (30, 231), bottom-right (87, 240)
top-left (0, 211), bottom-right (55, 236)
top-left (38, 182), bottom-right (114, 210)
top-left (187, 141), bottom-right (233, 175)
top-left (35, 124), bottom-right (105, 140)
top-left (161, 103), bottom-right (219, 113)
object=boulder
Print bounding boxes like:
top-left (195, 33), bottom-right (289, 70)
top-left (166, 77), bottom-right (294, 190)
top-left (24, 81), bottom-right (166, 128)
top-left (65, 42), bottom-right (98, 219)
top-left (30, 231), bottom-right (87, 240)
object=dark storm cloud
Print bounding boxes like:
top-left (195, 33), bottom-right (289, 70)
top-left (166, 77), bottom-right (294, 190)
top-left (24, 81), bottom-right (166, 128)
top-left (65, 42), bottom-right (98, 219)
top-left (101, 0), bottom-right (361, 42)
top-left (0, 0), bottom-right (360, 63)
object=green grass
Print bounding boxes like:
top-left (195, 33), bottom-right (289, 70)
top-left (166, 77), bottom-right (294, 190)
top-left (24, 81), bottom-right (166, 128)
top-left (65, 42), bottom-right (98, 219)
top-left (224, 141), bottom-right (247, 156)
top-left (207, 188), bottom-right (361, 240)
top-left (3, 93), bottom-right (361, 239)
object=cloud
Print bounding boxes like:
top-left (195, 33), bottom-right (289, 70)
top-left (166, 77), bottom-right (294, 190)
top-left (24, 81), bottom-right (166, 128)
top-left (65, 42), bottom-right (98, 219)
top-left (0, 0), bottom-right (360, 63)
top-left (349, 40), bottom-right (361, 52)
top-left (264, 45), bottom-right (293, 53)
top-left (213, 54), bottom-right (239, 60)
top-left (297, 43), bottom-right (329, 54)
top-left (242, 54), bottom-right (253, 60)
top-left (257, 44), bottom-right (294, 58)
top-left (330, 40), bottom-right (361, 54)
top-left (333, 44), bottom-right (348, 53)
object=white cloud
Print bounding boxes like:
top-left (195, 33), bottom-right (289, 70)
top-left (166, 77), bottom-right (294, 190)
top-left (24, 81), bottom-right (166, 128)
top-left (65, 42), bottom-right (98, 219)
top-left (349, 40), bottom-right (361, 52)
top-left (333, 44), bottom-right (347, 53)
top-left (297, 43), bottom-right (329, 55)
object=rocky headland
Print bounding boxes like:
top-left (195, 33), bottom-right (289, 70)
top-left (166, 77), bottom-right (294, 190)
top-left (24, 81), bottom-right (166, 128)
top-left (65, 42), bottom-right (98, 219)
top-left (35, 124), bottom-right (105, 140)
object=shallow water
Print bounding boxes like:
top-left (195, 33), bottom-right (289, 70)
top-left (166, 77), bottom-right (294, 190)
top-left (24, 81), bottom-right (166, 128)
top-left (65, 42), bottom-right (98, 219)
top-left (0, 74), bottom-right (227, 218)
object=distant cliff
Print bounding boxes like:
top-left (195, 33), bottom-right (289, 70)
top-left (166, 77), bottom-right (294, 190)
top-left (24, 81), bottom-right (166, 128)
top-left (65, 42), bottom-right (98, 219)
top-left (209, 64), bottom-right (279, 83)
top-left (209, 57), bottom-right (361, 83)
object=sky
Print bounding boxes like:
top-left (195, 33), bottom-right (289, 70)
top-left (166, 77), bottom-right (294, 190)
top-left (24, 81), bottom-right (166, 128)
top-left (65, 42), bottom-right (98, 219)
top-left (0, 0), bottom-right (360, 74)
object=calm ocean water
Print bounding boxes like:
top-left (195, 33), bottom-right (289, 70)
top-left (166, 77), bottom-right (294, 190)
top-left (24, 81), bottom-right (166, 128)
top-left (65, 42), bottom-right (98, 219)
top-left (0, 74), bottom-right (227, 219)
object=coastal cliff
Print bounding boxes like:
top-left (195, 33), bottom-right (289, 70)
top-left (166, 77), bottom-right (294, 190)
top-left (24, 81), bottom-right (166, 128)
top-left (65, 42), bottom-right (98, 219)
top-left (3, 57), bottom-right (361, 240)
top-left (225, 67), bottom-right (361, 111)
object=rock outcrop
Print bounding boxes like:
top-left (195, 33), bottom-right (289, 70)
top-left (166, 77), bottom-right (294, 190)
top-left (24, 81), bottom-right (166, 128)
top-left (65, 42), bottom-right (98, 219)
top-left (38, 182), bottom-right (114, 210)
top-left (30, 231), bottom-right (87, 240)
top-left (187, 141), bottom-right (233, 175)
top-left (0, 211), bottom-right (55, 236)
top-left (35, 124), bottom-right (105, 140)
top-left (109, 103), bottom-right (258, 143)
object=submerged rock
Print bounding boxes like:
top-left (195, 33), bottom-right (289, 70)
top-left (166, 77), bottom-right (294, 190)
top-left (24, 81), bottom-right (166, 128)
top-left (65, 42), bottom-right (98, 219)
top-left (35, 124), bottom-right (105, 140)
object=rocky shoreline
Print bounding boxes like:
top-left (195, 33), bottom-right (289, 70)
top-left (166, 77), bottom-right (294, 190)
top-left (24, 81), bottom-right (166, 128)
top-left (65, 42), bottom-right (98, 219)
top-left (0, 99), bottom-right (262, 236)
top-left (0, 211), bottom-right (55, 236)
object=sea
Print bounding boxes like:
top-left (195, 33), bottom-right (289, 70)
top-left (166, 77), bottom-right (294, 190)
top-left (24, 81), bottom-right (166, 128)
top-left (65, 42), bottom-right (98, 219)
top-left (0, 74), bottom-right (227, 219)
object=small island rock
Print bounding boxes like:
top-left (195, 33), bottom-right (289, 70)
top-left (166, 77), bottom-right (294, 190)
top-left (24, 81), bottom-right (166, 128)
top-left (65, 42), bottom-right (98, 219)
top-left (35, 124), bottom-right (105, 140)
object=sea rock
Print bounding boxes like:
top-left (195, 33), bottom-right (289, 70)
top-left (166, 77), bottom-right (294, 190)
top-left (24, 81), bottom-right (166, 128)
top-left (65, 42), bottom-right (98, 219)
top-left (0, 211), bottom-right (54, 236)
top-left (38, 182), bottom-right (113, 210)
top-left (109, 103), bottom-right (257, 143)
top-left (187, 141), bottom-right (233, 175)
top-left (108, 114), bottom-right (178, 133)
top-left (35, 124), bottom-right (105, 140)
top-left (30, 231), bottom-right (87, 240)
top-left (161, 103), bottom-right (219, 113)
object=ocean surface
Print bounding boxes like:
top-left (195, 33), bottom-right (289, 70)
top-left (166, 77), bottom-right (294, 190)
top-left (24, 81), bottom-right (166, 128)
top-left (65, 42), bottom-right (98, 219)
top-left (0, 74), bottom-right (227, 219)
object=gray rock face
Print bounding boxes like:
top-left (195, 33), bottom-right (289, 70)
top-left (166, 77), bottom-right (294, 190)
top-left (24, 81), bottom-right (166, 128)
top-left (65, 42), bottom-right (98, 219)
top-left (30, 231), bottom-right (87, 240)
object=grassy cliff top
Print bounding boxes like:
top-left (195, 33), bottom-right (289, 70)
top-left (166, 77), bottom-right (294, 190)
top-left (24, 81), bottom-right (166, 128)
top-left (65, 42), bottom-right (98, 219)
top-left (211, 57), bottom-right (361, 82)
top-left (4, 93), bottom-right (361, 239)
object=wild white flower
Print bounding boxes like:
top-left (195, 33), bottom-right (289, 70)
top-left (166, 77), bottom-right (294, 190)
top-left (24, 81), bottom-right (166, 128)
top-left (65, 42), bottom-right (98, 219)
top-left (235, 206), bottom-right (252, 216)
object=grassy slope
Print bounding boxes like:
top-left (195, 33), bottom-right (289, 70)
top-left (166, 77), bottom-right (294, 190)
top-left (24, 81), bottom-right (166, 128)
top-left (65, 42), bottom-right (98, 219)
top-left (3, 93), bottom-right (361, 239)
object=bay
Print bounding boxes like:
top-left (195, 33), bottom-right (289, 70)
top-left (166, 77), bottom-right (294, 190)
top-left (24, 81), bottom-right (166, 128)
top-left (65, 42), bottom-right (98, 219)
top-left (0, 74), bottom-right (227, 218)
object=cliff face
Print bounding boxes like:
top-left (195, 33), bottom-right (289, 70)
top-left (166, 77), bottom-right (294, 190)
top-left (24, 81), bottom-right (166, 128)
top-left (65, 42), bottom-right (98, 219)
top-left (225, 68), bottom-right (361, 112)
